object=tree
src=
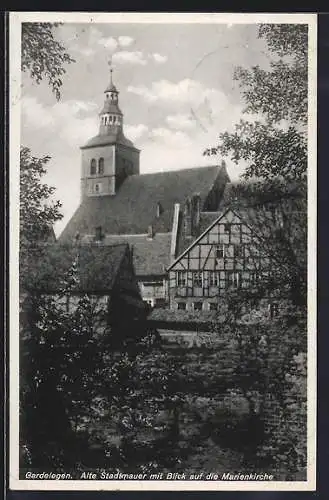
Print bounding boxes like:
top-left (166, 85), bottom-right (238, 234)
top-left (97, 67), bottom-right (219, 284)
top-left (204, 24), bottom-right (308, 182)
top-left (221, 180), bottom-right (307, 306)
top-left (21, 22), bottom-right (75, 100)
top-left (20, 254), bottom-right (110, 470)
top-left (20, 147), bottom-right (63, 245)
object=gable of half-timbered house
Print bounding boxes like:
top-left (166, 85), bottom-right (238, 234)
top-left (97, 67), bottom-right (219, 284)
top-left (168, 208), bottom-right (275, 311)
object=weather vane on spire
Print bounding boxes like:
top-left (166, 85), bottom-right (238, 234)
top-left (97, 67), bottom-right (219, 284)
top-left (108, 56), bottom-right (113, 83)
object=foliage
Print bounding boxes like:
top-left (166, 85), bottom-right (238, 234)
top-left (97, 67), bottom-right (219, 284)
top-left (204, 24), bottom-right (308, 182)
top-left (221, 178), bottom-right (307, 306)
top-left (20, 257), bottom-right (109, 469)
top-left (20, 147), bottom-right (62, 245)
top-left (21, 22), bottom-right (75, 100)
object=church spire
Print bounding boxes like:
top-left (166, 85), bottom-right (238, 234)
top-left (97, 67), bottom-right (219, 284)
top-left (105, 57), bottom-right (118, 93)
top-left (99, 57), bottom-right (123, 135)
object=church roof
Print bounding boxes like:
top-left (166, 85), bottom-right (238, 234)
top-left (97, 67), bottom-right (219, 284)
top-left (59, 165), bottom-right (227, 242)
top-left (20, 243), bottom-right (129, 294)
top-left (78, 233), bottom-right (172, 277)
top-left (81, 131), bottom-right (136, 149)
top-left (176, 211), bottom-right (221, 256)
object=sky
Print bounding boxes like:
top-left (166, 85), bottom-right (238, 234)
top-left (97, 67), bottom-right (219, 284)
top-left (20, 21), bottom-right (272, 236)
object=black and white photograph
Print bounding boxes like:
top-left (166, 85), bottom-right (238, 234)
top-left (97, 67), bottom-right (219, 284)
top-left (9, 12), bottom-right (317, 491)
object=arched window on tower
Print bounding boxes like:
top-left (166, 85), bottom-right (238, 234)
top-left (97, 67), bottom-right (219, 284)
top-left (90, 159), bottom-right (96, 175)
top-left (98, 158), bottom-right (104, 175)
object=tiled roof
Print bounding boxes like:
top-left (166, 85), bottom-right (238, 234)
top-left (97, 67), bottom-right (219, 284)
top-left (79, 233), bottom-right (172, 277)
top-left (60, 165), bottom-right (227, 241)
top-left (176, 211), bottom-right (220, 256)
top-left (20, 243), bottom-right (129, 293)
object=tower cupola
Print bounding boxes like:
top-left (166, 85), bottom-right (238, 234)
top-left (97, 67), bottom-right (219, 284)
top-left (99, 62), bottom-right (123, 135)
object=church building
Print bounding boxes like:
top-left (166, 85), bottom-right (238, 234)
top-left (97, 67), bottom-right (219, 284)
top-left (59, 67), bottom-right (230, 307)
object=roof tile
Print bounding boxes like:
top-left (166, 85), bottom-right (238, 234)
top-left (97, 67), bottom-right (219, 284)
top-left (60, 165), bottom-right (227, 241)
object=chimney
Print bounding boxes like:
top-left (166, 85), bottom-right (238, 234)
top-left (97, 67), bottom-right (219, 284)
top-left (184, 197), bottom-right (192, 238)
top-left (156, 201), bottom-right (163, 218)
top-left (147, 225), bottom-right (154, 239)
top-left (129, 244), bottom-right (134, 266)
top-left (170, 203), bottom-right (180, 259)
top-left (191, 193), bottom-right (201, 234)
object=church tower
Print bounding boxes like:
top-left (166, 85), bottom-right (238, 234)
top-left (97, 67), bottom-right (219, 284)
top-left (80, 62), bottom-right (140, 199)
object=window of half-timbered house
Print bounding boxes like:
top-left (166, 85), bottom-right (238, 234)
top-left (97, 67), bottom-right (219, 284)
top-left (193, 302), bottom-right (202, 311)
top-left (209, 271), bottom-right (220, 287)
top-left (224, 223), bottom-right (231, 234)
top-left (227, 271), bottom-right (240, 289)
top-left (216, 245), bottom-right (225, 259)
top-left (209, 302), bottom-right (218, 311)
top-left (176, 271), bottom-right (187, 287)
top-left (177, 302), bottom-right (187, 310)
top-left (269, 302), bottom-right (279, 318)
top-left (192, 271), bottom-right (203, 288)
top-left (234, 245), bottom-right (244, 258)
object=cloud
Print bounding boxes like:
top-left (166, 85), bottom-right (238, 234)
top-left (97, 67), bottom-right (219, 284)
top-left (21, 96), bottom-right (98, 146)
top-left (75, 47), bottom-right (95, 57)
top-left (127, 78), bottom-right (243, 133)
top-left (70, 27), bottom-right (107, 56)
top-left (166, 113), bottom-right (196, 130)
top-left (148, 127), bottom-right (192, 149)
top-left (112, 51), bottom-right (147, 65)
top-left (151, 53), bottom-right (168, 64)
top-left (118, 36), bottom-right (134, 47)
top-left (98, 36), bottom-right (118, 51)
top-left (21, 96), bottom-right (55, 129)
top-left (125, 124), bottom-right (148, 142)
top-left (139, 123), bottom-right (246, 181)
top-left (72, 31), bottom-right (135, 57)
top-left (89, 27), bottom-right (103, 41)
top-left (127, 79), bottom-right (224, 106)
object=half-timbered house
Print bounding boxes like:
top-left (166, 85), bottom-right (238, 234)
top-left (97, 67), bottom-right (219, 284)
top-left (20, 242), bottom-right (146, 339)
top-left (167, 206), bottom-right (290, 315)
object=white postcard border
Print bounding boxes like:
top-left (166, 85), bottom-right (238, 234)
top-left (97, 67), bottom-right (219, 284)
top-left (9, 11), bottom-right (318, 492)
